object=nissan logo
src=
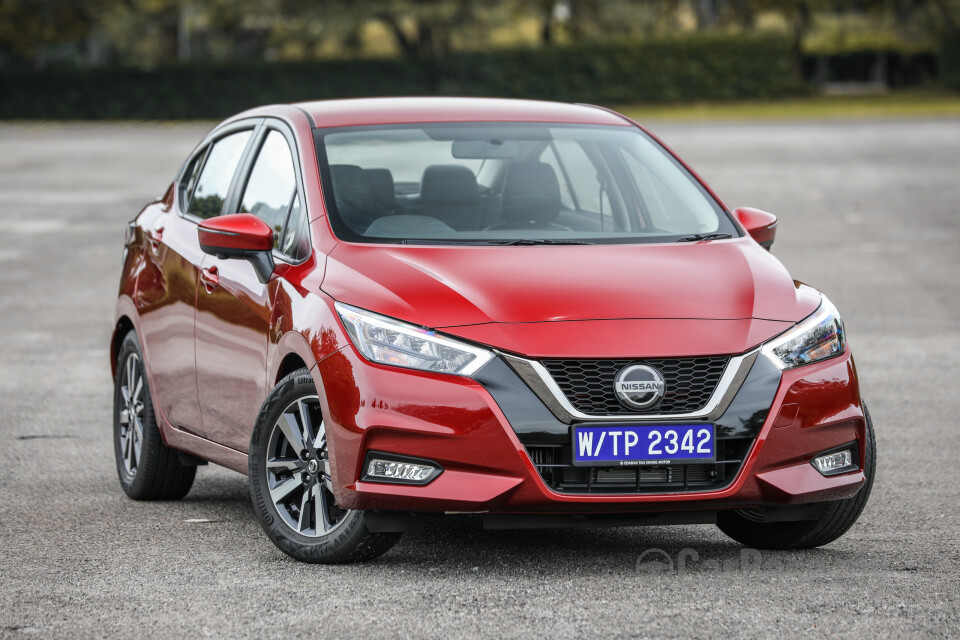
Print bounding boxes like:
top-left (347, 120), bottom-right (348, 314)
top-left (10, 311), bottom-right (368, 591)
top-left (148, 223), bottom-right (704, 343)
top-left (614, 365), bottom-right (666, 410)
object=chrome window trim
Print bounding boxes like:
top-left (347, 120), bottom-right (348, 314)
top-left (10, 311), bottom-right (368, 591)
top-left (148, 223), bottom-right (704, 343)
top-left (500, 349), bottom-right (759, 424)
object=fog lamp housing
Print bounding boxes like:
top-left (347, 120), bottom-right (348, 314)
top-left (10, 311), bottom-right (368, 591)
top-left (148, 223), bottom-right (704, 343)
top-left (811, 443), bottom-right (859, 477)
top-left (362, 453), bottom-right (442, 485)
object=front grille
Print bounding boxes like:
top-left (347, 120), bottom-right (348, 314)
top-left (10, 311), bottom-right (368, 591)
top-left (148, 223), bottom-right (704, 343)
top-left (542, 356), bottom-right (729, 415)
top-left (526, 437), bottom-right (752, 494)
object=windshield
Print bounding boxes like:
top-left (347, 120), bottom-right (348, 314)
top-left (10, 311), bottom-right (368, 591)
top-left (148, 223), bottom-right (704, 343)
top-left (314, 123), bottom-right (738, 245)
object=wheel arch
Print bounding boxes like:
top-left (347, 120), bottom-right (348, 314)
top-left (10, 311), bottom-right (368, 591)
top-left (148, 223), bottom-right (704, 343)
top-left (111, 315), bottom-right (136, 380)
top-left (269, 330), bottom-right (319, 386)
top-left (275, 352), bottom-right (310, 384)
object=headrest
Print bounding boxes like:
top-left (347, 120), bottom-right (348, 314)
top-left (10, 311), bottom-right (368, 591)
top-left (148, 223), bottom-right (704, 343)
top-left (420, 165), bottom-right (479, 202)
top-left (502, 162), bottom-right (561, 224)
top-left (364, 168), bottom-right (395, 208)
top-left (329, 164), bottom-right (372, 210)
top-left (330, 164), bottom-right (365, 192)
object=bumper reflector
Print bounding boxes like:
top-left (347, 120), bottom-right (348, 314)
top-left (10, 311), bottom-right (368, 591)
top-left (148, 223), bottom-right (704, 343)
top-left (812, 449), bottom-right (855, 476)
top-left (366, 458), bottom-right (438, 484)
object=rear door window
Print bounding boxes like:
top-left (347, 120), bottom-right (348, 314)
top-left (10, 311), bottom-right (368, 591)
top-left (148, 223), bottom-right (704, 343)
top-left (188, 130), bottom-right (252, 219)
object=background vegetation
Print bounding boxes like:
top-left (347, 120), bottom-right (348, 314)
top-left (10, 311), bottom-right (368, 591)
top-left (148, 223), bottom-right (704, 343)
top-left (1, 0), bottom-right (958, 119)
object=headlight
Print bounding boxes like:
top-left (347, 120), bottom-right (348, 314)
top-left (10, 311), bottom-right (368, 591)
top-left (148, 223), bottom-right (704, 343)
top-left (761, 296), bottom-right (845, 370)
top-left (335, 302), bottom-right (494, 377)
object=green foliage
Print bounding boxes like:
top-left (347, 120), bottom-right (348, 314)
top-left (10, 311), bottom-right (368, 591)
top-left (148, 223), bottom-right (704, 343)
top-left (442, 35), bottom-right (807, 103)
top-left (0, 34), bottom-right (810, 119)
top-left (943, 31), bottom-right (960, 90)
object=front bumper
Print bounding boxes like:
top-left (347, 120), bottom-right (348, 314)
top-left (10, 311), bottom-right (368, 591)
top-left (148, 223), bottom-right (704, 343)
top-left (314, 343), bottom-right (866, 515)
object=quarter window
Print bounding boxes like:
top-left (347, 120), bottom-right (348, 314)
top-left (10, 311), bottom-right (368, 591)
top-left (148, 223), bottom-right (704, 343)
top-left (281, 194), bottom-right (310, 261)
top-left (180, 148), bottom-right (207, 210)
top-left (188, 130), bottom-right (252, 219)
top-left (240, 130), bottom-right (298, 252)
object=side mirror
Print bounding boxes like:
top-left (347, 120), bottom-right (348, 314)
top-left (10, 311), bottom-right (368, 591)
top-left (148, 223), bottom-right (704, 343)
top-left (198, 213), bottom-right (275, 283)
top-left (735, 207), bottom-right (777, 251)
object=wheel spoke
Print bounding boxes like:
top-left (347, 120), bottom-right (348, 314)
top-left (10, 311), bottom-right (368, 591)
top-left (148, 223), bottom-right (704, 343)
top-left (132, 426), bottom-right (141, 469)
top-left (124, 429), bottom-right (134, 471)
top-left (119, 408), bottom-right (130, 426)
top-left (296, 489), bottom-right (311, 533)
top-left (321, 459), bottom-right (333, 491)
top-left (132, 375), bottom-right (143, 405)
top-left (276, 413), bottom-right (306, 456)
top-left (269, 476), bottom-right (301, 504)
top-left (314, 421), bottom-right (326, 452)
top-left (314, 485), bottom-right (332, 533)
top-left (298, 400), bottom-right (315, 450)
top-left (126, 356), bottom-right (136, 402)
top-left (267, 457), bottom-right (304, 473)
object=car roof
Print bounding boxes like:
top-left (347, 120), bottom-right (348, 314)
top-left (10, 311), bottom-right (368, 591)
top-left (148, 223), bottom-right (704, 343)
top-left (281, 97), bottom-right (631, 129)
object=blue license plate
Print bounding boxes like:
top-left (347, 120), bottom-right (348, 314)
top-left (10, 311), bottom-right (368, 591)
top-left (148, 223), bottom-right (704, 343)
top-left (572, 424), bottom-right (715, 466)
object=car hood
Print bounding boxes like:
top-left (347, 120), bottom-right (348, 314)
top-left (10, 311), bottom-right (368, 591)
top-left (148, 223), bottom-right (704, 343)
top-left (321, 238), bottom-right (820, 332)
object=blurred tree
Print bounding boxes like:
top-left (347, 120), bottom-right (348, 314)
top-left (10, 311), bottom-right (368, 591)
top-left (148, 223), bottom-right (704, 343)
top-left (694, 0), bottom-right (719, 29)
top-left (534, 0), bottom-right (558, 45)
top-left (3, 0), bottom-right (960, 70)
top-left (0, 0), bottom-right (105, 67)
top-left (361, 0), bottom-right (476, 58)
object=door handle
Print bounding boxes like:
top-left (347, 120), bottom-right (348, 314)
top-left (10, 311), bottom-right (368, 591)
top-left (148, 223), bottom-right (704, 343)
top-left (200, 265), bottom-right (219, 293)
top-left (147, 226), bottom-right (164, 252)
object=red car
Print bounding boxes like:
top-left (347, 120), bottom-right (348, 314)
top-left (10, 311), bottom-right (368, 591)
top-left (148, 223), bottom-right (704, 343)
top-left (112, 97), bottom-right (875, 563)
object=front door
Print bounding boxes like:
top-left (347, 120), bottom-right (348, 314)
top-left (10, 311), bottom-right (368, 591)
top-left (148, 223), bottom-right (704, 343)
top-left (195, 127), bottom-right (303, 451)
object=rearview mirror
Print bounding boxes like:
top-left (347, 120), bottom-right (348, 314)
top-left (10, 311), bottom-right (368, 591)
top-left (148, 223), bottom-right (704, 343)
top-left (451, 139), bottom-right (520, 159)
top-left (735, 207), bottom-right (777, 251)
top-left (198, 213), bottom-right (275, 283)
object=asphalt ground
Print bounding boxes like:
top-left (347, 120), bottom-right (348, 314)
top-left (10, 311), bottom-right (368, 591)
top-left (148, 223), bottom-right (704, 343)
top-left (0, 119), bottom-right (958, 639)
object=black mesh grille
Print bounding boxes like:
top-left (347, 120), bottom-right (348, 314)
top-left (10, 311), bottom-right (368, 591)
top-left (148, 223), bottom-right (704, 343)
top-left (525, 437), bottom-right (752, 495)
top-left (542, 356), bottom-right (729, 415)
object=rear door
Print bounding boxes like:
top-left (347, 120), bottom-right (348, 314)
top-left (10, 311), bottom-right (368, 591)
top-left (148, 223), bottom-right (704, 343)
top-left (136, 124), bottom-right (257, 435)
top-left (195, 122), bottom-right (312, 452)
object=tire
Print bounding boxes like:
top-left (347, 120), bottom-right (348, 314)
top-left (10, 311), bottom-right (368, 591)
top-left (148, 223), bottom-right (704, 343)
top-left (717, 402), bottom-right (877, 549)
top-left (248, 368), bottom-right (401, 564)
top-left (113, 331), bottom-right (196, 500)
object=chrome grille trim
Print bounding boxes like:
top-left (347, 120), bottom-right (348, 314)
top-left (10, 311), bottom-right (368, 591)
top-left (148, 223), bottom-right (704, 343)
top-left (500, 349), bottom-right (759, 424)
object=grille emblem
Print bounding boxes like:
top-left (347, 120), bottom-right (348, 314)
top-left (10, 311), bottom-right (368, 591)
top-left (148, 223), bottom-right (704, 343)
top-left (614, 365), bottom-right (666, 409)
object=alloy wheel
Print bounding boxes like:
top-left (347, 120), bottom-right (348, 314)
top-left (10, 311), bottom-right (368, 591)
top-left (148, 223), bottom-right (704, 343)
top-left (265, 396), bottom-right (347, 537)
top-left (118, 352), bottom-right (145, 476)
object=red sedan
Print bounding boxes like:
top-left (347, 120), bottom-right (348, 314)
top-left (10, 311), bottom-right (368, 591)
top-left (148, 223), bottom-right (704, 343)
top-left (111, 97), bottom-right (875, 563)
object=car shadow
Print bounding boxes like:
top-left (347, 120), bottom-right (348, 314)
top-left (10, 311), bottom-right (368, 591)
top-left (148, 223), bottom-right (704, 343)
top-left (178, 472), bottom-right (857, 575)
top-left (379, 522), bottom-right (857, 577)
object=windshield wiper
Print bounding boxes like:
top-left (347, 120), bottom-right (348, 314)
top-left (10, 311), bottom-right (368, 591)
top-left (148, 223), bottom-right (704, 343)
top-left (392, 239), bottom-right (595, 246)
top-left (675, 233), bottom-right (733, 243)
top-left (499, 239), bottom-right (596, 246)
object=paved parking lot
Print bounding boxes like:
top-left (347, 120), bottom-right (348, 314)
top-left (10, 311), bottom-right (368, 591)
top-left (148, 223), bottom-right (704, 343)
top-left (1, 118), bottom-right (958, 638)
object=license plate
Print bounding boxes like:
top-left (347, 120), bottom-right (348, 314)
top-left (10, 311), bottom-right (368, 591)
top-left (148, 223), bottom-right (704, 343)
top-left (572, 424), bottom-right (715, 467)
